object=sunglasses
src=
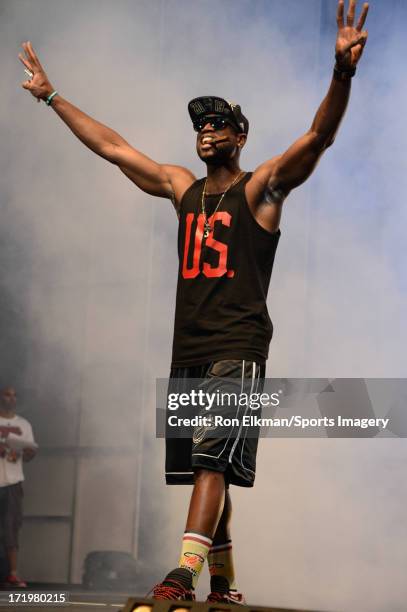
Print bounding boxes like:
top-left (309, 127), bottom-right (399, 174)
top-left (193, 116), bottom-right (237, 133)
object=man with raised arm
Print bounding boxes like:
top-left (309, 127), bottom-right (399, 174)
top-left (19, 0), bottom-right (368, 602)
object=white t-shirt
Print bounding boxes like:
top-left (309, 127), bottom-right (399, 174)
top-left (0, 414), bottom-right (36, 487)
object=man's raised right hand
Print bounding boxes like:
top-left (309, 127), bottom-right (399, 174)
top-left (16, 42), bottom-right (195, 205)
top-left (18, 41), bottom-right (55, 102)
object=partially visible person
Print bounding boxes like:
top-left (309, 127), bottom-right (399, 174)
top-left (0, 387), bottom-right (37, 588)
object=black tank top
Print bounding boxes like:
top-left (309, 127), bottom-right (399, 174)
top-left (171, 172), bottom-right (280, 366)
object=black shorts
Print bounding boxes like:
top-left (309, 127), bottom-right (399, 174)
top-left (165, 359), bottom-right (265, 487)
top-left (0, 482), bottom-right (24, 549)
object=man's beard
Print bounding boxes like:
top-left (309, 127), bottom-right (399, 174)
top-left (197, 142), bottom-right (238, 166)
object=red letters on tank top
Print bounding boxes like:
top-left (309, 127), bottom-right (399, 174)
top-left (182, 212), bottom-right (234, 279)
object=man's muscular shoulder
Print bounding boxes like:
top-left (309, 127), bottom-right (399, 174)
top-left (245, 157), bottom-right (287, 233)
top-left (162, 164), bottom-right (196, 214)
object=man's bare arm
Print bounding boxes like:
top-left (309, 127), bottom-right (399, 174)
top-left (264, 1), bottom-right (369, 197)
top-left (23, 447), bottom-right (36, 462)
top-left (18, 42), bottom-right (194, 205)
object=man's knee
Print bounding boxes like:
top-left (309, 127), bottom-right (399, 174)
top-left (194, 468), bottom-right (225, 484)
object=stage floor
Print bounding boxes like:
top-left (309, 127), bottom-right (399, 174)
top-left (0, 585), bottom-right (128, 611)
top-left (0, 584), bottom-right (326, 612)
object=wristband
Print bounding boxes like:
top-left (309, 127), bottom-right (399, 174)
top-left (45, 91), bottom-right (58, 106)
top-left (333, 64), bottom-right (356, 81)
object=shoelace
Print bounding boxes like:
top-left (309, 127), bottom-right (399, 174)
top-left (152, 580), bottom-right (189, 600)
top-left (207, 591), bottom-right (230, 603)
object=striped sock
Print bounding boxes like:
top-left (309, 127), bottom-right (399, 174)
top-left (178, 532), bottom-right (213, 589)
top-left (208, 540), bottom-right (236, 590)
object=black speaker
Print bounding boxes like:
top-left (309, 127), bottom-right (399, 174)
top-left (82, 550), bottom-right (138, 591)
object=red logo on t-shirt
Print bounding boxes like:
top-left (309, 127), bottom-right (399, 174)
top-left (182, 212), bottom-right (235, 279)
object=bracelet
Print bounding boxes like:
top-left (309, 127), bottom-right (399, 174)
top-left (333, 64), bottom-right (356, 81)
top-left (45, 90), bottom-right (58, 106)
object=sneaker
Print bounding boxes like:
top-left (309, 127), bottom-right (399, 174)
top-left (4, 574), bottom-right (27, 588)
top-left (206, 575), bottom-right (245, 605)
top-left (150, 568), bottom-right (195, 601)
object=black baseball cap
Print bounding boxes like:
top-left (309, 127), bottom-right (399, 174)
top-left (188, 96), bottom-right (249, 134)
